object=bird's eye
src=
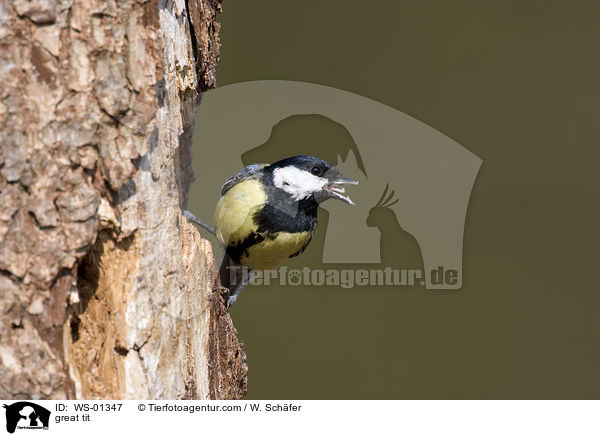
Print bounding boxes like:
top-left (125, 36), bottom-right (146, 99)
top-left (310, 166), bottom-right (322, 176)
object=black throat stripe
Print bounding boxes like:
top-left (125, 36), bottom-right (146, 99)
top-left (225, 170), bottom-right (321, 264)
top-left (226, 232), bottom-right (269, 264)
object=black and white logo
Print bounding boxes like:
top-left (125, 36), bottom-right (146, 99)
top-left (2, 402), bottom-right (50, 434)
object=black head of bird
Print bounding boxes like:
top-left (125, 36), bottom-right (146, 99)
top-left (265, 155), bottom-right (358, 205)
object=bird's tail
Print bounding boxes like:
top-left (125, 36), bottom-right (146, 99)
top-left (217, 254), bottom-right (246, 297)
top-left (218, 254), bottom-right (250, 306)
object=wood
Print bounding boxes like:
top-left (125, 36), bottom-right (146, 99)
top-left (0, 0), bottom-right (247, 399)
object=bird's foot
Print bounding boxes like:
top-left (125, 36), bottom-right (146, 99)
top-left (182, 209), bottom-right (216, 236)
top-left (212, 286), bottom-right (237, 308)
top-left (213, 285), bottom-right (229, 301)
top-left (213, 286), bottom-right (229, 294)
top-left (226, 294), bottom-right (238, 308)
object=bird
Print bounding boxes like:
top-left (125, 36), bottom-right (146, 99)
top-left (183, 155), bottom-right (358, 307)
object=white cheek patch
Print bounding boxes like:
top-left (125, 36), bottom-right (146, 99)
top-left (273, 166), bottom-right (328, 201)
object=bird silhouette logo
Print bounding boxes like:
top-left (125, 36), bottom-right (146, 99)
top-left (367, 184), bottom-right (423, 271)
top-left (190, 80), bottom-right (482, 289)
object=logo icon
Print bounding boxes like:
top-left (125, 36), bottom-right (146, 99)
top-left (2, 402), bottom-right (50, 434)
top-left (190, 80), bottom-right (482, 289)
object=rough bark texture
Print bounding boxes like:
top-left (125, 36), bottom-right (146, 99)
top-left (0, 0), bottom-right (247, 399)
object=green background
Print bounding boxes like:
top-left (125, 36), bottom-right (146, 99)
top-left (192, 1), bottom-right (600, 398)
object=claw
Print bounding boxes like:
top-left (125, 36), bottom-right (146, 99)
top-left (212, 285), bottom-right (238, 308)
top-left (226, 295), bottom-right (238, 307)
top-left (213, 285), bottom-right (230, 295)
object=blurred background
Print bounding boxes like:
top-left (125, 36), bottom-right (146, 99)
top-left (190, 1), bottom-right (600, 399)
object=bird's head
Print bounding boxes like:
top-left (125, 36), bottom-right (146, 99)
top-left (268, 155), bottom-right (358, 205)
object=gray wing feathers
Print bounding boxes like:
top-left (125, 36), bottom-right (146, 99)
top-left (220, 163), bottom-right (267, 196)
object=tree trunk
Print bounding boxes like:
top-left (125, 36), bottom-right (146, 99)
top-left (0, 0), bottom-right (247, 399)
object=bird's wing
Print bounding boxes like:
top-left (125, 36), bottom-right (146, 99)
top-left (221, 164), bottom-right (267, 196)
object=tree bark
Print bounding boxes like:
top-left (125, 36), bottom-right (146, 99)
top-left (0, 0), bottom-right (247, 399)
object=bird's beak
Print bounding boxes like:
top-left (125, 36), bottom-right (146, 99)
top-left (325, 175), bottom-right (359, 205)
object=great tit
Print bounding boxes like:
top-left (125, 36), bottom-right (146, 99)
top-left (184, 155), bottom-right (358, 306)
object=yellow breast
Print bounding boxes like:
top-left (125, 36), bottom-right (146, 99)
top-left (214, 179), bottom-right (266, 247)
top-left (241, 231), bottom-right (312, 270)
top-left (214, 178), bottom-right (313, 270)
